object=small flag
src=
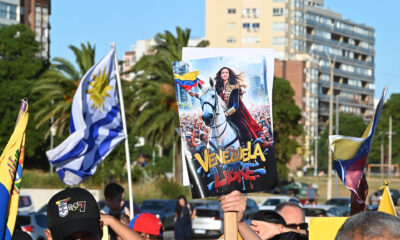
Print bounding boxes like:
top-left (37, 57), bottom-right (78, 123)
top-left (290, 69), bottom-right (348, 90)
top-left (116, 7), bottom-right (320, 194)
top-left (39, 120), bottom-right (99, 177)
top-left (309, 217), bottom-right (347, 240)
top-left (174, 70), bottom-right (204, 91)
top-left (378, 183), bottom-right (397, 216)
top-left (46, 49), bottom-right (125, 185)
top-left (329, 87), bottom-right (387, 203)
top-left (0, 99), bottom-right (29, 240)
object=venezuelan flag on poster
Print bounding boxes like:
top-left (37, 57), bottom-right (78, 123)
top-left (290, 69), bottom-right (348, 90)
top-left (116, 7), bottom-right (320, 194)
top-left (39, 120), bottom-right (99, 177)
top-left (0, 100), bottom-right (29, 240)
top-left (329, 87), bottom-right (387, 203)
top-left (174, 71), bottom-right (204, 91)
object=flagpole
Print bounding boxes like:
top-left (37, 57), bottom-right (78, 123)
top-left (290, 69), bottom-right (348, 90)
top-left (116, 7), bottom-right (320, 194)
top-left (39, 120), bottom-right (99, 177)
top-left (111, 43), bottom-right (134, 218)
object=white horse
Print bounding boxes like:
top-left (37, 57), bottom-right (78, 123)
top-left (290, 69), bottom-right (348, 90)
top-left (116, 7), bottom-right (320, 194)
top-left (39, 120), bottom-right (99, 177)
top-left (198, 78), bottom-right (240, 152)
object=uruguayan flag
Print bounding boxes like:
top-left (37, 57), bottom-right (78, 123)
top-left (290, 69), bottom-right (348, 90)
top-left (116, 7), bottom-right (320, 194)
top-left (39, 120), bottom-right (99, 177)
top-left (46, 49), bottom-right (125, 185)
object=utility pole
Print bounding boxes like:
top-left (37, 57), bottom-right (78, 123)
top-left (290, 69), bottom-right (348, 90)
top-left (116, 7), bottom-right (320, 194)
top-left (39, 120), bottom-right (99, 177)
top-left (388, 116), bottom-right (394, 175)
top-left (380, 133), bottom-right (384, 185)
top-left (335, 96), bottom-right (339, 197)
top-left (314, 123), bottom-right (319, 176)
top-left (326, 51), bottom-right (336, 201)
top-left (389, 116), bottom-right (392, 176)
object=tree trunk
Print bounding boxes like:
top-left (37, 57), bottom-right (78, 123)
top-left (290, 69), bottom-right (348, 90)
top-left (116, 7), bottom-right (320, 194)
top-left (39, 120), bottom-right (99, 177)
top-left (175, 139), bottom-right (183, 185)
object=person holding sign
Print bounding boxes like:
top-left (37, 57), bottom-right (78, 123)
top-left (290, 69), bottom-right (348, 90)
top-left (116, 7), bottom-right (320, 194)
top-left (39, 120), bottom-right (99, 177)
top-left (220, 191), bottom-right (308, 240)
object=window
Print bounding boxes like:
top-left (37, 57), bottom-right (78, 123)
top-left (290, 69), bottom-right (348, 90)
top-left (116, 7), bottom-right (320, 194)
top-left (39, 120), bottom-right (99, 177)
top-left (0, 3), bottom-right (8, 19)
top-left (273, 8), bottom-right (284, 16)
top-left (252, 8), bottom-right (260, 18)
top-left (272, 22), bottom-right (286, 31)
top-left (242, 8), bottom-right (251, 18)
top-left (227, 22), bottom-right (236, 29)
top-left (228, 8), bottom-right (236, 14)
top-left (272, 37), bottom-right (286, 45)
top-left (242, 37), bottom-right (260, 43)
top-left (242, 23), bottom-right (250, 31)
top-left (227, 37), bottom-right (236, 43)
top-left (252, 23), bottom-right (260, 32)
top-left (9, 5), bottom-right (16, 20)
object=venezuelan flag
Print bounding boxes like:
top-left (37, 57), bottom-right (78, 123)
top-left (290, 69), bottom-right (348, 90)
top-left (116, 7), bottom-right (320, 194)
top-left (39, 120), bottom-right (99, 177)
top-left (329, 88), bottom-right (387, 203)
top-left (0, 99), bottom-right (28, 239)
top-left (174, 71), bottom-right (204, 91)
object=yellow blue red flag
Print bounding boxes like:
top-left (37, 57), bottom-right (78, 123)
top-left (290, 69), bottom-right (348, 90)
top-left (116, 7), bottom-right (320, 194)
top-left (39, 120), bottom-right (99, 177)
top-left (378, 183), bottom-right (397, 216)
top-left (174, 70), bottom-right (204, 91)
top-left (329, 87), bottom-right (387, 203)
top-left (0, 99), bottom-right (28, 240)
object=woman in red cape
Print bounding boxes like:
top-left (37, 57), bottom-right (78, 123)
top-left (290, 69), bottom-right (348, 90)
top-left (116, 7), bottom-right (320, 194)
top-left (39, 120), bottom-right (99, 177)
top-left (215, 67), bottom-right (268, 147)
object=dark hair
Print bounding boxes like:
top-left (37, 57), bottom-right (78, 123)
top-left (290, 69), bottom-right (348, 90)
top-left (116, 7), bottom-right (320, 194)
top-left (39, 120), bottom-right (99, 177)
top-left (335, 211), bottom-right (400, 240)
top-left (214, 67), bottom-right (241, 95)
top-left (104, 182), bottom-right (124, 200)
top-left (175, 195), bottom-right (187, 217)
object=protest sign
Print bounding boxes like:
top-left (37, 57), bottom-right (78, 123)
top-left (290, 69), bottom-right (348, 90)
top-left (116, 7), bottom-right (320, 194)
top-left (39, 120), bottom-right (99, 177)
top-left (173, 53), bottom-right (277, 198)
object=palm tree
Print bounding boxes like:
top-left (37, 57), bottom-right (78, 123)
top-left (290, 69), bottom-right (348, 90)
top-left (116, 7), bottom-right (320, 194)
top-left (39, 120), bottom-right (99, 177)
top-left (32, 42), bottom-right (95, 137)
top-left (127, 27), bottom-right (208, 183)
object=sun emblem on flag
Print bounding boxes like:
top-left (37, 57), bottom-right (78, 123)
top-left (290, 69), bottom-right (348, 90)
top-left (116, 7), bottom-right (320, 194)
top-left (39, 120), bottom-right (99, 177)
top-left (87, 67), bottom-right (113, 111)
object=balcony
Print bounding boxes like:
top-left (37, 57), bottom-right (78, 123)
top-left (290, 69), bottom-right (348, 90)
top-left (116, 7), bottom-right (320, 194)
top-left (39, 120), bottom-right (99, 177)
top-left (306, 34), bottom-right (375, 56)
top-left (319, 79), bottom-right (375, 95)
top-left (306, 19), bottom-right (375, 42)
top-left (319, 66), bottom-right (374, 82)
top-left (311, 49), bottom-right (374, 68)
top-left (318, 94), bottom-right (373, 109)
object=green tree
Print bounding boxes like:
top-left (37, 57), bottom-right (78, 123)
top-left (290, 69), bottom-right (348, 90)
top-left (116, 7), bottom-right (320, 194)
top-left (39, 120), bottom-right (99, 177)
top-left (0, 24), bottom-right (49, 169)
top-left (127, 27), bottom-right (209, 183)
top-left (0, 24), bottom-right (44, 80)
top-left (315, 112), bottom-right (366, 172)
top-left (32, 42), bottom-right (95, 137)
top-left (272, 77), bottom-right (303, 178)
top-left (369, 93), bottom-right (400, 165)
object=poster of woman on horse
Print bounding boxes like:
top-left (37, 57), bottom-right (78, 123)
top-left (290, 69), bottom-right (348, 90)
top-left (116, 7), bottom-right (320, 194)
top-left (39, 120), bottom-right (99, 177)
top-left (173, 54), bottom-right (277, 198)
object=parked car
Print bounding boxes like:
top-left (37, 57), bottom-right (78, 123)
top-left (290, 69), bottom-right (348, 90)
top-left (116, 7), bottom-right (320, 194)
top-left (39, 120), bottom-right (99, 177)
top-left (16, 212), bottom-right (47, 240)
top-left (368, 189), bottom-right (400, 206)
top-left (259, 196), bottom-right (302, 210)
top-left (325, 197), bottom-right (351, 207)
top-left (140, 199), bottom-right (176, 230)
top-left (244, 198), bottom-right (259, 220)
top-left (18, 194), bottom-right (34, 213)
top-left (97, 200), bottom-right (142, 216)
top-left (192, 206), bottom-right (224, 239)
top-left (304, 205), bottom-right (346, 223)
top-left (189, 199), bottom-right (219, 211)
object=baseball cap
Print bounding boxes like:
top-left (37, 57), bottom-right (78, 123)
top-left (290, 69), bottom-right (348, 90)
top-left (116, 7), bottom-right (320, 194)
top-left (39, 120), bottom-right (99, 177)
top-left (47, 187), bottom-right (101, 240)
top-left (252, 210), bottom-right (286, 225)
top-left (128, 213), bottom-right (163, 236)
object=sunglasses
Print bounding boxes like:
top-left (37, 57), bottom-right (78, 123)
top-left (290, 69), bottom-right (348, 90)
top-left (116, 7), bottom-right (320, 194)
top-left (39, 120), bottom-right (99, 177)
top-left (285, 222), bottom-right (308, 230)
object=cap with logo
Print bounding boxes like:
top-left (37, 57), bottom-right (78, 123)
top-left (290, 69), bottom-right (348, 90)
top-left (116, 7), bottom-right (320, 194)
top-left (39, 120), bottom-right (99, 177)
top-left (128, 213), bottom-right (163, 236)
top-left (47, 187), bottom-right (101, 240)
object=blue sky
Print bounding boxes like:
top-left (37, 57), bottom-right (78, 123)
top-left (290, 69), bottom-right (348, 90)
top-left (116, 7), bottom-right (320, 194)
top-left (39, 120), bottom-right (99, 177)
top-left (50, 0), bottom-right (399, 99)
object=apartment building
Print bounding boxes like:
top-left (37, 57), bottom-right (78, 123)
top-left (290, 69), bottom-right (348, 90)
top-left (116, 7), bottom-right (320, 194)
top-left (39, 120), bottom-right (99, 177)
top-left (206, 0), bottom-right (375, 167)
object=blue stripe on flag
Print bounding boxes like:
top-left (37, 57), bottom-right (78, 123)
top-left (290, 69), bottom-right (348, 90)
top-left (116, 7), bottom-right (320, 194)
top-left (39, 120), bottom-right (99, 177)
top-left (0, 184), bottom-right (10, 238)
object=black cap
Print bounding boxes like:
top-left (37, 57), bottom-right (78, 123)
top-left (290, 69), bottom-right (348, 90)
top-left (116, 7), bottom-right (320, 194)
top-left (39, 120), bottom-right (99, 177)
top-left (252, 210), bottom-right (287, 225)
top-left (47, 187), bottom-right (101, 240)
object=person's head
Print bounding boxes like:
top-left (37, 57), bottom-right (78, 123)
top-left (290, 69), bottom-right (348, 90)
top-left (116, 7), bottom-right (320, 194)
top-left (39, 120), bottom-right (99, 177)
top-left (335, 211), bottom-right (400, 240)
top-left (104, 183), bottom-right (125, 212)
top-left (215, 67), bottom-right (241, 95)
top-left (129, 213), bottom-right (163, 240)
top-left (275, 202), bottom-right (307, 234)
top-left (177, 195), bottom-right (187, 207)
top-left (45, 187), bottom-right (102, 240)
top-left (251, 210), bottom-right (287, 238)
